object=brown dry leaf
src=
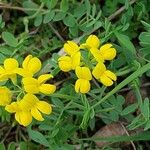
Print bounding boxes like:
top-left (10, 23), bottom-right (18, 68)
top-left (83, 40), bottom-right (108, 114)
top-left (125, 88), bottom-right (148, 105)
top-left (94, 123), bottom-right (125, 148)
top-left (93, 123), bottom-right (142, 148)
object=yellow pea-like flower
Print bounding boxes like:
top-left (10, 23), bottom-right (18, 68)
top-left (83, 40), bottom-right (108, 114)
top-left (20, 94), bottom-right (52, 122)
top-left (16, 55), bottom-right (41, 77)
top-left (0, 58), bottom-right (19, 83)
top-left (92, 62), bottom-right (117, 86)
top-left (58, 52), bottom-right (81, 72)
top-left (63, 41), bottom-right (80, 56)
top-left (0, 87), bottom-right (12, 106)
top-left (58, 56), bottom-right (72, 72)
top-left (75, 66), bottom-right (92, 93)
top-left (90, 44), bottom-right (116, 63)
top-left (22, 74), bottom-right (56, 94)
top-left (5, 94), bottom-right (52, 126)
top-left (5, 101), bottom-right (32, 126)
top-left (80, 35), bottom-right (100, 49)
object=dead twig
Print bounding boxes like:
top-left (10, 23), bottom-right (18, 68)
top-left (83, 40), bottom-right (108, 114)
top-left (108, 0), bottom-right (136, 21)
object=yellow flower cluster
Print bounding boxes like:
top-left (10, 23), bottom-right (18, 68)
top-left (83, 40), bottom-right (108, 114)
top-left (58, 35), bottom-right (117, 93)
top-left (0, 55), bottom-right (56, 126)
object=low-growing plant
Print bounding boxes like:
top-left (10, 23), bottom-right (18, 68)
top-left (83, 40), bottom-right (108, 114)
top-left (0, 0), bottom-right (150, 150)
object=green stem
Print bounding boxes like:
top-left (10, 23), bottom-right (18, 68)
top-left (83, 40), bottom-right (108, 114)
top-left (23, 2), bottom-right (44, 33)
top-left (133, 84), bottom-right (143, 107)
top-left (55, 100), bottom-right (73, 126)
top-left (99, 86), bottom-right (106, 100)
top-left (27, 3), bottom-right (44, 19)
top-left (93, 63), bottom-right (150, 108)
top-left (51, 93), bottom-right (77, 100)
top-left (116, 67), bottom-right (134, 76)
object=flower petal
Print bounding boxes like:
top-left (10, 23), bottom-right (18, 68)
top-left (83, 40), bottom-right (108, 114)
top-left (15, 68), bottom-right (33, 77)
top-left (92, 62), bottom-right (106, 79)
top-left (20, 94), bottom-right (38, 110)
top-left (15, 111), bottom-right (32, 126)
top-left (86, 35), bottom-right (100, 49)
top-left (4, 58), bottom-right (18, 71)
top-left (22, 55), bottom-right (32, 69)
top-left (64, 41), bottom-right (79, 56)
top-left (0, 87), bottom-right (12, 106)
top-left (79, 43), bottom-right (87, 49)
top-left (75, 79), bottom-right (90, 93)
top-left (31, 107), bottom-right (44, 121)
top-left (71, 52), bottom-right (81, 70)
top-left (100, 44), bottom-right (116, 60)
top-left (9, 74), bottom-right (17, 84)
top-left (0, 66), bottom-right (5, 74)
top-left (39, 84), bottom-right (56, 94)
top-left (90, 48), bottom-right (104, 62)
top-left (5, 102), bottom-right (19, 113)
top-left (75, 66), bottom-right (92, 80)
top-left (0, 74), bottom-right (8, 82)
top-left (28, 57), bottom-right (42, 74)
top-left (38, 74), bottom-right (53, 84)
top-left (100, 74), bottom-right (113, 86)
top-left (104, 70), bottom-right (117, 81)
top-left (37, 101), bottom-right (52, 114)
top-left (58, 56), bottom-right (72, 72)
top-left (22, 78), bottom-right (39, 94)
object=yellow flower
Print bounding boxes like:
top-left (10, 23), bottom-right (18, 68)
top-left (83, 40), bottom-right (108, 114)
top-left (0, 58), bottom-right (19, 83)
top-left (5, 94), bottom-right (52, 126)
top-left (58, 52), bottom-right (81, 72)
top-left (22, 74), bottom-right (56, 94)
top-left (16, 55), bottom-right (41, 77)
top-left (80, 35), bottom-right (100, 49)
top-left (92, 62), bottom-right (117, 86)
top-left (20, 94), bottom-right (52, 121)
top-left (0, 87), bottom-right (12, 106)
top-left (75, 66), bottom-right (92, 93)
top-left (5, 101), bottom-right (32, 126)
top-left (90, 44), bottom-right (116, 63)
top-left (64, 41), bottom-right (80, 56)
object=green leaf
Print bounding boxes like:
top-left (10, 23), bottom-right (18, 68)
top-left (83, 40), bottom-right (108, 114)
top-left (49, 0), bottom-right (58, 9)
top-left (0, 53), bottom-right (6, 64)
top-left (51, 97), bottom-right (64, 108)
top-left (60, 0), bottom-right (69, 12)
top-left (141, 98), bottom-right (149, 120)
top-left (19, 142), bottom-right (38, 150)
top-left (53, 12), bottom-right (66, 21)
top-left (85, 0), bottom-right (91, 15)
top-left (43, 10), bottom-right (55, 23)
top-left (19, 142), bottom-right (28, 150)
top-left (34, 14), bottom-right (43, 27)
top-left (23, 1), bottom-right (38, 15)
top-left (63, 15), bottom-right (76, 27)
top-left (69, 26), bottom-right (78, 37)
top-left (0, 143), bottom-right (5, 150)
top-left (28, 129), bottom-right (49, 147)
top-left (115, 32), bottom-right (137, 64)
top-left (141, 21), bottom-right (150, 31)
top-left (144, 120), bottom-right (150, 130)
top-left (91, 4), bottom-right (96, 17)
top-left (2, 32), bottom-right (18, 47)
top-left (0, 15), bottom-right (2, 23)
top-left (7, 142), bottom-right (16, 150)
top-left (0, 15), bottom-right (5, 28)
top-left (0, 47), bottom-right (13, 56)
top-left (115, 32), bottom-right (136, 56)
top-left (73, 4), bottom-right (86, 19)
top-left (121, 103), bottom-right (138, 116)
